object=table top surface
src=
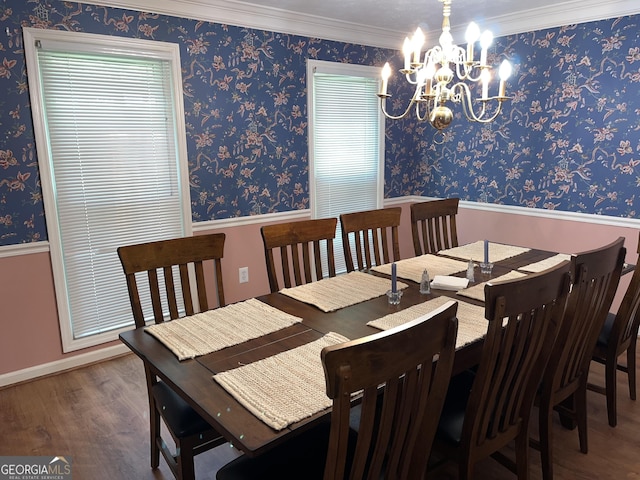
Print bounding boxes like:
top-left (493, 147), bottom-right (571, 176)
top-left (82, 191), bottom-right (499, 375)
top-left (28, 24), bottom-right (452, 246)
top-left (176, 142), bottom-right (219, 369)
top-left (119, 244), bottom-right (564, 456)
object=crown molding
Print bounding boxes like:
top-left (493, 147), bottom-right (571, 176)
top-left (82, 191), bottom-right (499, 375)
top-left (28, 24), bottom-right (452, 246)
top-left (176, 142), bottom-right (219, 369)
top-left (77, 0), bottom-right (639, 49)
top-left (76, 0), bottom-right (403, 49)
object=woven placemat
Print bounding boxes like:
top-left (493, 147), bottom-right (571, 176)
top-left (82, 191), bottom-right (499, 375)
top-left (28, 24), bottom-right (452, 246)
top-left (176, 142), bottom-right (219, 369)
top-left (145, 298), bottom-right (302, 361)
top-left (367, 296), bottom-right (487, 349)
top-left (456, 270), bottom-right (528, 302)
top-left (280, 271), bottom-right (408, 312)
top-left (518, 253), bottom-right (572, 273)
top-left (213, 331), bottom-right (349, 431)
top-left (438, 241), bottom-right (530, 263)
top-left (371, 254), bottom-right (467, 283)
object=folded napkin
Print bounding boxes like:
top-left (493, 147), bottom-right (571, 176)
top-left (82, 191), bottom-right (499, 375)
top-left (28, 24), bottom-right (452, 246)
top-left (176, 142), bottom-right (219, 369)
top-left (213, 331), bottom-right (349, 431)
top-left (430, 275), bottom-right (469, 291)
top-left (456, 270), bottom-right (527, 302)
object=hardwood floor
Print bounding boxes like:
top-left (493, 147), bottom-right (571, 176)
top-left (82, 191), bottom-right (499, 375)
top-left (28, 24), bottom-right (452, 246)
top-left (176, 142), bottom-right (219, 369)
top-left (1, 351), bottom-right (638, 479)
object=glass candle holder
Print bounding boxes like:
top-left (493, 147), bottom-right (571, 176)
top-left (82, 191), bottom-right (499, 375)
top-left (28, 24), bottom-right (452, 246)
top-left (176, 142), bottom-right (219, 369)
top-left (386, 289), bottom-right (403, 305)
top-left (480, 262), bottom-right (494, 275)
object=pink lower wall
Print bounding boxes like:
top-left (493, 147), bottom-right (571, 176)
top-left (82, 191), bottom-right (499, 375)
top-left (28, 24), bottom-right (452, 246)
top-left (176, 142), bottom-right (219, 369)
top-left (1, 200), bottom-right (637, 381)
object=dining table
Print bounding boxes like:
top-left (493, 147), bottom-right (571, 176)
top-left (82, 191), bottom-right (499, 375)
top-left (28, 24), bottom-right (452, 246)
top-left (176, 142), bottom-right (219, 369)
top-left (118, 241), bottom-right (579, 458)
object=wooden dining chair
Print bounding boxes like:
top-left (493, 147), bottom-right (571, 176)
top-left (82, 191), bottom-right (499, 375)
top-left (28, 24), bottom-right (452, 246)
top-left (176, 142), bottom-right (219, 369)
top-left (339, 207), bottom-right (401, 272)
top-left (117, 233), bottom-right (228, 480)
top-left (587, 233), bottom-right (640, 427)
top-left (535, 237), bottom-right (625, 480)
top-left (216, 301), bottom-right (459, 480)
top-left (432, 260), bottom-right (571, 480)
top-left (261, 217), bottom-right (338, 293)
top-left (411, 198), bottom-right (460, 256)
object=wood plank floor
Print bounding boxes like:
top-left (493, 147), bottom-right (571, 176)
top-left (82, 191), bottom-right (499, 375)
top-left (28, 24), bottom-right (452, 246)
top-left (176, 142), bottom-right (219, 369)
top-left (1, 351), bottom-right (639, 479)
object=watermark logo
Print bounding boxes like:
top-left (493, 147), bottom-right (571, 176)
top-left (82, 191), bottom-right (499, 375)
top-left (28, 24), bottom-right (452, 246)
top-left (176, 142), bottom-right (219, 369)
top-left (0, 456), bottom-right (72, 480)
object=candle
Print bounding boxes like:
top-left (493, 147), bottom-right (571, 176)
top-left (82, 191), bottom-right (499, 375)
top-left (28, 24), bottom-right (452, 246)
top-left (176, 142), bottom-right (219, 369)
top-left (380, 63), bottom-right (391, 96)
top-left (391, 262), bottom-right (397, 293)
top-left (484, 240), bottom-right (489, 264)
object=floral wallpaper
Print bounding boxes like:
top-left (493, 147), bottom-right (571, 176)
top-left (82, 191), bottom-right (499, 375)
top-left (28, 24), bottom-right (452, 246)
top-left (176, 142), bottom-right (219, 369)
top-left (0, 0), bottom-right (638, 246)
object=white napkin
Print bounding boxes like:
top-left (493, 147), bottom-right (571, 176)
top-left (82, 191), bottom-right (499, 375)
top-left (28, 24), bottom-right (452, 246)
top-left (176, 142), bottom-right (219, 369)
top-left (430, 275), bottom-right (469, 291)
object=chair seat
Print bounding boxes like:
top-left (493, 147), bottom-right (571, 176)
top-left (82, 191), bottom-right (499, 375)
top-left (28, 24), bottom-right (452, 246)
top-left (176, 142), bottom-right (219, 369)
top-left (217, 422), bottom-right (354, 480)
top-left (152, 381), bottom-right (213, 438)
top-left (597, 312), bottom-right (616, 348)
top-left (436, 370), bottom-right (476, 445)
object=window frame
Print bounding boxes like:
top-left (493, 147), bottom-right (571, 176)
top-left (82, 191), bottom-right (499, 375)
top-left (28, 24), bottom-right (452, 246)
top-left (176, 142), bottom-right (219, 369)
top-left (23, 28), bottom-right (192, 352)
top-left (307, 59), bottom-right (385, 273)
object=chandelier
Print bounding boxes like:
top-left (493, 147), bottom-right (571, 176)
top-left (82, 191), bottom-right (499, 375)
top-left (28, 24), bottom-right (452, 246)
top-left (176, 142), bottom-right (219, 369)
top-left (378, 0), bottom-right (512, 131)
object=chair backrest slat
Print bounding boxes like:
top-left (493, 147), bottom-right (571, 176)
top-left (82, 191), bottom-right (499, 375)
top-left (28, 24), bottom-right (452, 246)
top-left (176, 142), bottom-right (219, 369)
top-left (340, 207), bottom-right (401, 272)
top-left (463, 261), bottom-right (571, 453)
top-left (411, 198), bottom-right (459, 256)
top-left (261, 218), bottom-right (338, 293)
top-left (544, 238), bottom-right (625, 395)
top-left (321, 301), bottom-right (458, 480)
top-left (118, 233), bottom-right (226, 327)
top-left (610, 232), bottom-right (640, 350)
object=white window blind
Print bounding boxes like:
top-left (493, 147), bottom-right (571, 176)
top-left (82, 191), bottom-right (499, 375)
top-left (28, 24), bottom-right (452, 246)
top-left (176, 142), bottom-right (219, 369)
top-left (24, 29), bottom-right (191, 352)
top-left (308, 60), bottom-right (384, 273)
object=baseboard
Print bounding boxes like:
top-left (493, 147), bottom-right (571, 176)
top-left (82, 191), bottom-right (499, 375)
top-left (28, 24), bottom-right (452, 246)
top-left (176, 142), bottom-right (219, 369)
top-left (0, 343), bottom-right (131, 388)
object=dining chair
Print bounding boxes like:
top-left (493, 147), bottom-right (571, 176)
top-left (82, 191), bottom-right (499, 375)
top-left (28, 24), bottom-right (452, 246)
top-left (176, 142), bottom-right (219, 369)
top-left (432, 260), bottom-right (571, 480)
top-left (587, 233), bottom-right (640, 427)
top-left (261, 217), bottom-right (338, 293)
top-left (410, 197), bottom-right (460, 256)
top-left (339, 207), bottom-right (401, 272)
top-left (117, 233), bottom-right (228, 480)
top-left (216, 301), bottom-right (459, 480)
top-left (535, 237), bottom-right (625, 480)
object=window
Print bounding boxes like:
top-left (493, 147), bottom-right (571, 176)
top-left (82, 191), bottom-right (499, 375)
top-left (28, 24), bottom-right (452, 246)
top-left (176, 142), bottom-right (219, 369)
top-left (307, 60), bottom-right (384, 273)
top-left (24, 28), bottom-right (191, 352)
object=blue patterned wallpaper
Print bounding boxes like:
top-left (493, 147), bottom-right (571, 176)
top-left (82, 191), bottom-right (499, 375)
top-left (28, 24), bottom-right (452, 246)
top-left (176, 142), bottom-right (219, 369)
top-left (397, 17), bottom-right (640, 217)
top-left (0, 1), bottom-right (638, 246)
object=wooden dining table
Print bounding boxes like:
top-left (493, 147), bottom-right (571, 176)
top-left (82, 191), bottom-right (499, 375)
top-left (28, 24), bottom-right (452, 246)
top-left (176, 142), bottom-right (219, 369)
top-left (119, 243), bottom-right (566, 458)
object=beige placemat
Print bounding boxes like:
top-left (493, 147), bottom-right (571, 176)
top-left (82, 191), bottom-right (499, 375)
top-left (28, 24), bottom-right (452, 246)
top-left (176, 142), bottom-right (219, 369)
top-left (438, 241), bottom-right (530, 263)
top-left (371, 255), bottom-right (468, 283)
top-left (518, 253), bottom-right (572, 273)
top-left (456, 270), bottom-right (528, 302)
top-left (280, 271), bottom-right (408, 312)
top-left (213, 331), bottom-right (349, 431)
top-left (145, 298), bottom-right (302, 361)
top-left (367, 296), bottom-right (487, 349)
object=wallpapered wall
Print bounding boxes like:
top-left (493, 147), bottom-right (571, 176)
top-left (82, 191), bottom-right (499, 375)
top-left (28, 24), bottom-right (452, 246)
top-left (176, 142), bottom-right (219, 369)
top-left (0, 1), bottom-right (638, 247)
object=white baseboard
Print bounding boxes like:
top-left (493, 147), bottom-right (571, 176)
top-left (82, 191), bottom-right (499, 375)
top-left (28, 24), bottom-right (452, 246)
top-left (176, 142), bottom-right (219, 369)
top-left (0, 343), bottom-right (131, 388)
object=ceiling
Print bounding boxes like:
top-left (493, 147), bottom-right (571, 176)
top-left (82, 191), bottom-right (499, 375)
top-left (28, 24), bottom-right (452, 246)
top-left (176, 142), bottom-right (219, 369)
top-left (83, 0), bottom-right (639, 48)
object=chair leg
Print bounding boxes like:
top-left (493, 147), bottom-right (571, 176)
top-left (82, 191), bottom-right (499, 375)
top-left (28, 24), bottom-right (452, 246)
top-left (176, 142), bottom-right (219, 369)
top-left (627, 344), bottom-right (637, 401)
top-left (605, 354), bottom-right (618, 427)
top-left (515, 432), bottom-right (530, 480)
top-left (176, 437), bottom-right (196, 480)
top-left (539, 399), bottom-right (554, 480)
top-left (576, 386), bottom-right (588, 454)
top-left (150, 405), bottom-right (161, 469)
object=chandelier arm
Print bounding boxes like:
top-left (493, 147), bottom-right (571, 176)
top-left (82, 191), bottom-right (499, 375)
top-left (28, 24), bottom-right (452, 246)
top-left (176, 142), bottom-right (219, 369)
top-left (451, 82), bottom-right (505, 123)
top-left (378, 96), bottom-right (420, 120)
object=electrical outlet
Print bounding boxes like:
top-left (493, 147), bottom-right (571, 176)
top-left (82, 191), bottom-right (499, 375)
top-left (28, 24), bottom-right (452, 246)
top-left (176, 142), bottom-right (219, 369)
top-left (239, 267), bottom-right (249, 284)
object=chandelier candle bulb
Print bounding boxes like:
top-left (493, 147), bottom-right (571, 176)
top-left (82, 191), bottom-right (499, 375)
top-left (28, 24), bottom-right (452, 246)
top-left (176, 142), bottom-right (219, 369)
top-left (499, 60), bottom-right (512, 97)
top-left (479, 30), bottom-right (493, 66)
top-left (465, 22), bottom-right (480, 62)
